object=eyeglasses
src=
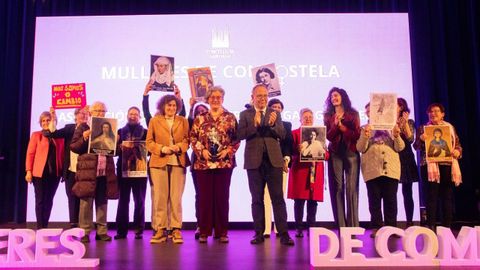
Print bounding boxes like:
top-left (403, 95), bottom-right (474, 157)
top-left (209, 96), bottom-right (223, 100)
top-left (255, 95), bottom-right (268, 99)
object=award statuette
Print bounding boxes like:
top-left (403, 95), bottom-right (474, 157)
top-left (207, 127), bottom-right (221, 162)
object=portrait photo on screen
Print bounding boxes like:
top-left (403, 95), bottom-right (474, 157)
top-left (300, 126), bottom-right (326, 162)
top-left (88, 117), bottom-right (118, 155)
top-left (150, 55), bottom-right (175, 92)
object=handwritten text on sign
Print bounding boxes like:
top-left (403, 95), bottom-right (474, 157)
top-left (51, 83), bottom-right (87, 109)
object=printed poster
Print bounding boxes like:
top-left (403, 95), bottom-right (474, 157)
top-left (424, 125), bottom-right (453, 162)
top-left (122, 141), bottom-right (148, 178)
top-left (187, 67), bottom-right (214, 102)
top-left (251, 63), bottom-right (281, 97)
top-left (369, 93), bottom-right (397, 130)
top-left (88, 117), bottom-right (118, 156)
top-left (300, 126), bottom-right (326, 162)
top-left (150, 55), bottom-right (174, 92)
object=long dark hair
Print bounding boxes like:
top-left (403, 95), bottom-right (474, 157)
top-left (397, 97), bottom-right (411, 116)
top-left (255, 67), bottom-right (275, 83)
top-left (323, 87), bottom-right (356, 115)
top-left (93, 121), bottom-right (115, 139)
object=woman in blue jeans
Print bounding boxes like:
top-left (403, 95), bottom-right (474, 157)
top-left (323, 87), bottom-right (361, 228)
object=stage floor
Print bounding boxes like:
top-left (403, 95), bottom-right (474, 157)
top-left (78, 229), bottom-right (477, 270)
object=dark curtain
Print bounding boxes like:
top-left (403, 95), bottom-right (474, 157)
top-left (409, 0), bottom-right (480, 223)
top-left (1, 0), bottom-right (478, 224)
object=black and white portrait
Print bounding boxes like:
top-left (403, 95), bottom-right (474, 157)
top-left (251, 63), bottom-right (281, 97)
top-left (300, 126), bottom-right (326, 162)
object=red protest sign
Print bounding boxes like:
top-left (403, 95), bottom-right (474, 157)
top-left (51, 83), bottom-right (87, 109)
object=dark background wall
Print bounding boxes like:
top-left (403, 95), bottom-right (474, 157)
top-left (1, 0), bottom-right (479, 224)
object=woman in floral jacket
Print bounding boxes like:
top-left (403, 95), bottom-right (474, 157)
top-left (190, 86), bottom-right (240, 243)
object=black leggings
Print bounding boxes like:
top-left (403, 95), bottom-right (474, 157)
top-left (402, 182), bottom-right (414, 222)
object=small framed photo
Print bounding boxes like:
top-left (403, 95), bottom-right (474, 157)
top-left (187, 67), bottom-right (214, 102)
top-left (88, 117), bottom-right (117, 156)
top-left (150, 55), bottom-right (174, 92)
top-left (369, 93), bottom-right (397, 130)
top-left (121, 141), bottom-right (148, 178)
top-left (300, 126), bottom-right (326, 162)
top-left (251, 63), bottom-right (281, 97)
top-left (424, 125), bottom-right (453, 162)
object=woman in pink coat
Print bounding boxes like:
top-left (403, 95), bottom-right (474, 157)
top-left (25, 111), bottom-right (64, 229)
top-left (287, 108), bottom-right (328, 237)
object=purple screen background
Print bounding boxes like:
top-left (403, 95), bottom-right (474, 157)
top-left (30, 13), bottom-right (415, 222)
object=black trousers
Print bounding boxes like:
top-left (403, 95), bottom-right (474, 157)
top-left (33, 175), bottom-right (60, 229)
top-left (366, 176), bottom-right (398, 229)
top-left (424, 165), bottom-right (454, 228)
top-left (294, 199), bottom-right (318, 230)
top-left (401, 182), bottom-right (414, 223)
top-left (115, 177), bottom-right (147, 235)
top-left (65, 170), bottom-right (80, 224)
top-left (247, 155), bottom-right (288, 236)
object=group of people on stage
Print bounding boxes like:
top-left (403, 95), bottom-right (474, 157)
top-left (25, 82), bottom-right (463, 245)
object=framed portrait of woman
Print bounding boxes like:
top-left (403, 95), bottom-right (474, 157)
top-left (187, 67), bottom-right (214, 102)
top-left (88, 117), bottom-right (118, 155)
top-left (150, 55), bottom-right (175, 92)
top-left (251, 63), bottom-right (281, 97)
top-left (424, 125), bottom-right (453, 162)
top-left (300, 126), bottom-right (326, 162)
top-left (121, 141), bottom-right (148, 177)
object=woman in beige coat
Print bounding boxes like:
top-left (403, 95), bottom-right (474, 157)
top-left (146, 95), bottom-right (190, 244)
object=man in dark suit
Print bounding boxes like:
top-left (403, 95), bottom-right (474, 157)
top-left (237, 85), bottom-right (294, 246)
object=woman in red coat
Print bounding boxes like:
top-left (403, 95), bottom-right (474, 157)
top-left (25, 111), bottom-right (64, 229)
top-left (287, 108), bottom-right (328, 238)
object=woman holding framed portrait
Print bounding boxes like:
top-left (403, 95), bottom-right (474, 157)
top-left (287, 108), bottom-right (328, 237)
top-left (414, 103), bottom-right (462, 229)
